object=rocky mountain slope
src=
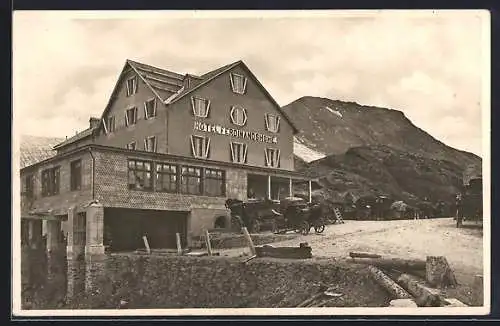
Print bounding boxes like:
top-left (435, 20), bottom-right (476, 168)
top-left (284, 96), bottom-right (482, 207)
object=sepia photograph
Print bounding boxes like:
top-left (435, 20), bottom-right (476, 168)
top-left (12, 9), bottom-right (490, 316)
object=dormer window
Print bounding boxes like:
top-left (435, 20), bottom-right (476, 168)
top-left (191, 97), bottom-right (210, 118)
top-left (230, 142), bottom-right (248, 163)
top-left (126, 76), bottom-right (138, 96)
top-left (125, 107), bottom-right (138, 126)
top-left (265, 148), bottom-right (280, 168)
top-left (230, 73), bottom-right (247, 94)
top-left (190, 135), bottom-right (210, 159)
top-left (103, 116), bottom-right (115, 134)
top-left (127, 141), bottom-right (136, 150)
top-left (144, 136), bottom-right (157, 152)
top-left (265, 113), bottom-right (280, 133)
top-left (230, 106), bottom-right (247, 126)
top-left (144, 98), bottom-right (157, 119)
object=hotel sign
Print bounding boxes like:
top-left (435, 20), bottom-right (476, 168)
top-left (194, 121), bottom-right (278, 144)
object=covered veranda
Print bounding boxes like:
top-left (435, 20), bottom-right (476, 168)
top-left (247, 171), bottom-right (318, 202)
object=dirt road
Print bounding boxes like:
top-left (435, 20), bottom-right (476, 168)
top-left (223, 217), bottom-right (484, 303)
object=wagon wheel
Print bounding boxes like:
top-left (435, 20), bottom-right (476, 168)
top-left (301, 221), bottom-right (310, 235)
top-left (251, 219), bottom-right (261, 233)
top-left (271, 221), bottom-right (279, 234)
top-left (231, 215), bottom-right (244, 233)
top-left (314, 222), bottom-right (325, 234)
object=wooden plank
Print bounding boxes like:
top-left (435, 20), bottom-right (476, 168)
top-left (176, 233), bottom-right (182, 255)
top-left (242, 227), bottom-right (256, 256)
top-left (204, 230), bottom-right (213, 256)
top-left (353, 257), bottom-right (426, 270)
top-left (142, 236), bottom-right (151, 255)
top-left (349, 252), bottom-right (382, 259)
top-left (368, 265), bottom-right (412, 299)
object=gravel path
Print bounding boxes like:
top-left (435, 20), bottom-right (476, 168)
top-left (222, 218), bottom-right (483, 285)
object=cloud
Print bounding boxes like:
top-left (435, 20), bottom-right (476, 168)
top-left (13, 11), bottom-right (487, 157)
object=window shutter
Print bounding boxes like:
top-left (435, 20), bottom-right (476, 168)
top-left (191, 97), bottom-right (196, 117)
top-left (264, 148), bottom-right (269, 166)
top-left (230, 74), bottom-right (235, 92)
top-left (205, 100), bottom-right (211, 118)
top-left (243, 144), bottom-right (248, 163)
top-left (276, 149), bottom-right (281, 168)
top-left (153, 137), bottom-right (157, 152)
top-left (190, 136), bottom-right (196, 157)
top-left (152, 99), bottom-right (157, 117)
top-left (265, 114), bottom-right (269, 131)
top-left (230, 142), bottom-right (235, 162)
top-left (144, 138), bottom-right (148, 151)
top-left (276, 116), bottom-right (281, 132)
top-left (133, 77), bottom-right (138, 93)
top-left (204, 137), bottom-right (211, 158)
top-left (242, 76), bottom-right (248, 94)
top-left (102, 119), bottom-right (108, 134)
top-left (126, 79), bottom-right (131, 96)
top-left (125, 111), bottom-right (129, 127)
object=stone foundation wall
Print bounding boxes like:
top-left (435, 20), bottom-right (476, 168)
top-left (68, 254), bottom-right (389, 309)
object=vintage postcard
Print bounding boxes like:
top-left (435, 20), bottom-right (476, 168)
top-left (11, 9), bottom-right (491, 317)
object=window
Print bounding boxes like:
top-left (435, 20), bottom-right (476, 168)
top-left (128, 160), bottom-right (152, 190)
top-left (230, 73), bottom-right (247, 94)
top-left (126, 76), bottom-right (138, 96)
top-left (144, 136), bottom-right (157, 152)
top-left (265, 148), bottom-right (280, 168)
top-left (230, 142), bottom-right (248, 163)
top-left (204, 168), bottom-right (225, 197)
top-left (265, 113), bottom-right (280, 133)
top-left (191, 97), bottom-right (210, 118)
top-left (125, 107), bottom-right (138, 126)
top-left (230, 106), bottom-right (247, 126)
top-left (41, 167), bottom-right (60, 197)
top-left (144, 98), bottom-right (157, 119)
top-left (127, 141), bottom-right (137, 150)
top-left (70, 160), bottom-right (82, 191)
top-left (103, 116), bottom-right (115, 134)
top-left (156, 163), bottom-right (178, 193)
top-left (180, 166), bottom-right (202, 195)
top-left (190, 135), bottom-right (210, 159)
top-left (24, 175), bottom-right (34, 198)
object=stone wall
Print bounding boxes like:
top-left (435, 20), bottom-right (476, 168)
top-left (68, 254), bottom-right (389, 309)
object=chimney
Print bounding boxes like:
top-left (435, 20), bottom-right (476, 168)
top-left (89, 117), bottom-right (100, 129)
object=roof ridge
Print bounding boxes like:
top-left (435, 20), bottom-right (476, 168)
top-left (126, 59), bottom-right (185, 80)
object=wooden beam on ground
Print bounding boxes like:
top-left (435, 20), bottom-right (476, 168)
top-left (367, 265), bottom-right (412, 299)
top-left (353, 257), bottom-right (426, 271)
top-left (349, 252), bottom-right (382, 259)
top-left (397, 273), bottom-right (444, 307)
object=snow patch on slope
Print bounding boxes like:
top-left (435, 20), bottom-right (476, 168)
top-left (324, 106), bottom-right (343, 118)
top-left (293, 137), bottom-right (326, 163)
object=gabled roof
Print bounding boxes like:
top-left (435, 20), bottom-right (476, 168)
top-left (20, 135), bottom-right (65, 169)
top-left (59, 58), bottom-right (300, 150)
top-left (52, 127), bottom-right (95, 149)
top-left (168, 60), bottom-right (300, 134)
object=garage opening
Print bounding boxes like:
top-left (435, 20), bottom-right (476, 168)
top-left (104, 208), bottom-right (188, 252)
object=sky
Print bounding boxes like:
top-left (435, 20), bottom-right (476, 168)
top-left (12, 10), bottom-right (489, 157)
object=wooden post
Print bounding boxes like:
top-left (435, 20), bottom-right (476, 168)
top-left (308, 180), bottom-right (312, 203)
top-left (426, 256), bottom-right (458, 288)
top-left (142, 235), bottom-right (151, 254)
top-left (242, 226), bottom-right (256, 256)
top-left (204, 230), bottom-right (213, 256)
top-left (267, 175), bottom-right (272, 200)
top-left (289, 178), bottom-right (293, 197)
top-left (176, 232), bottom-right (182, 255)
top-left (472, 274), bottom-right (483, 306)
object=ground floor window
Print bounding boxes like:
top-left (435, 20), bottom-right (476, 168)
top-left (128, 160), bottom-right (153, 190)
top-left (156, 163), bottom-right (178, 193)
top-left (180, 166), bottom-right (202, 195)
top-left (204, 168), bottom-right (225, 197)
